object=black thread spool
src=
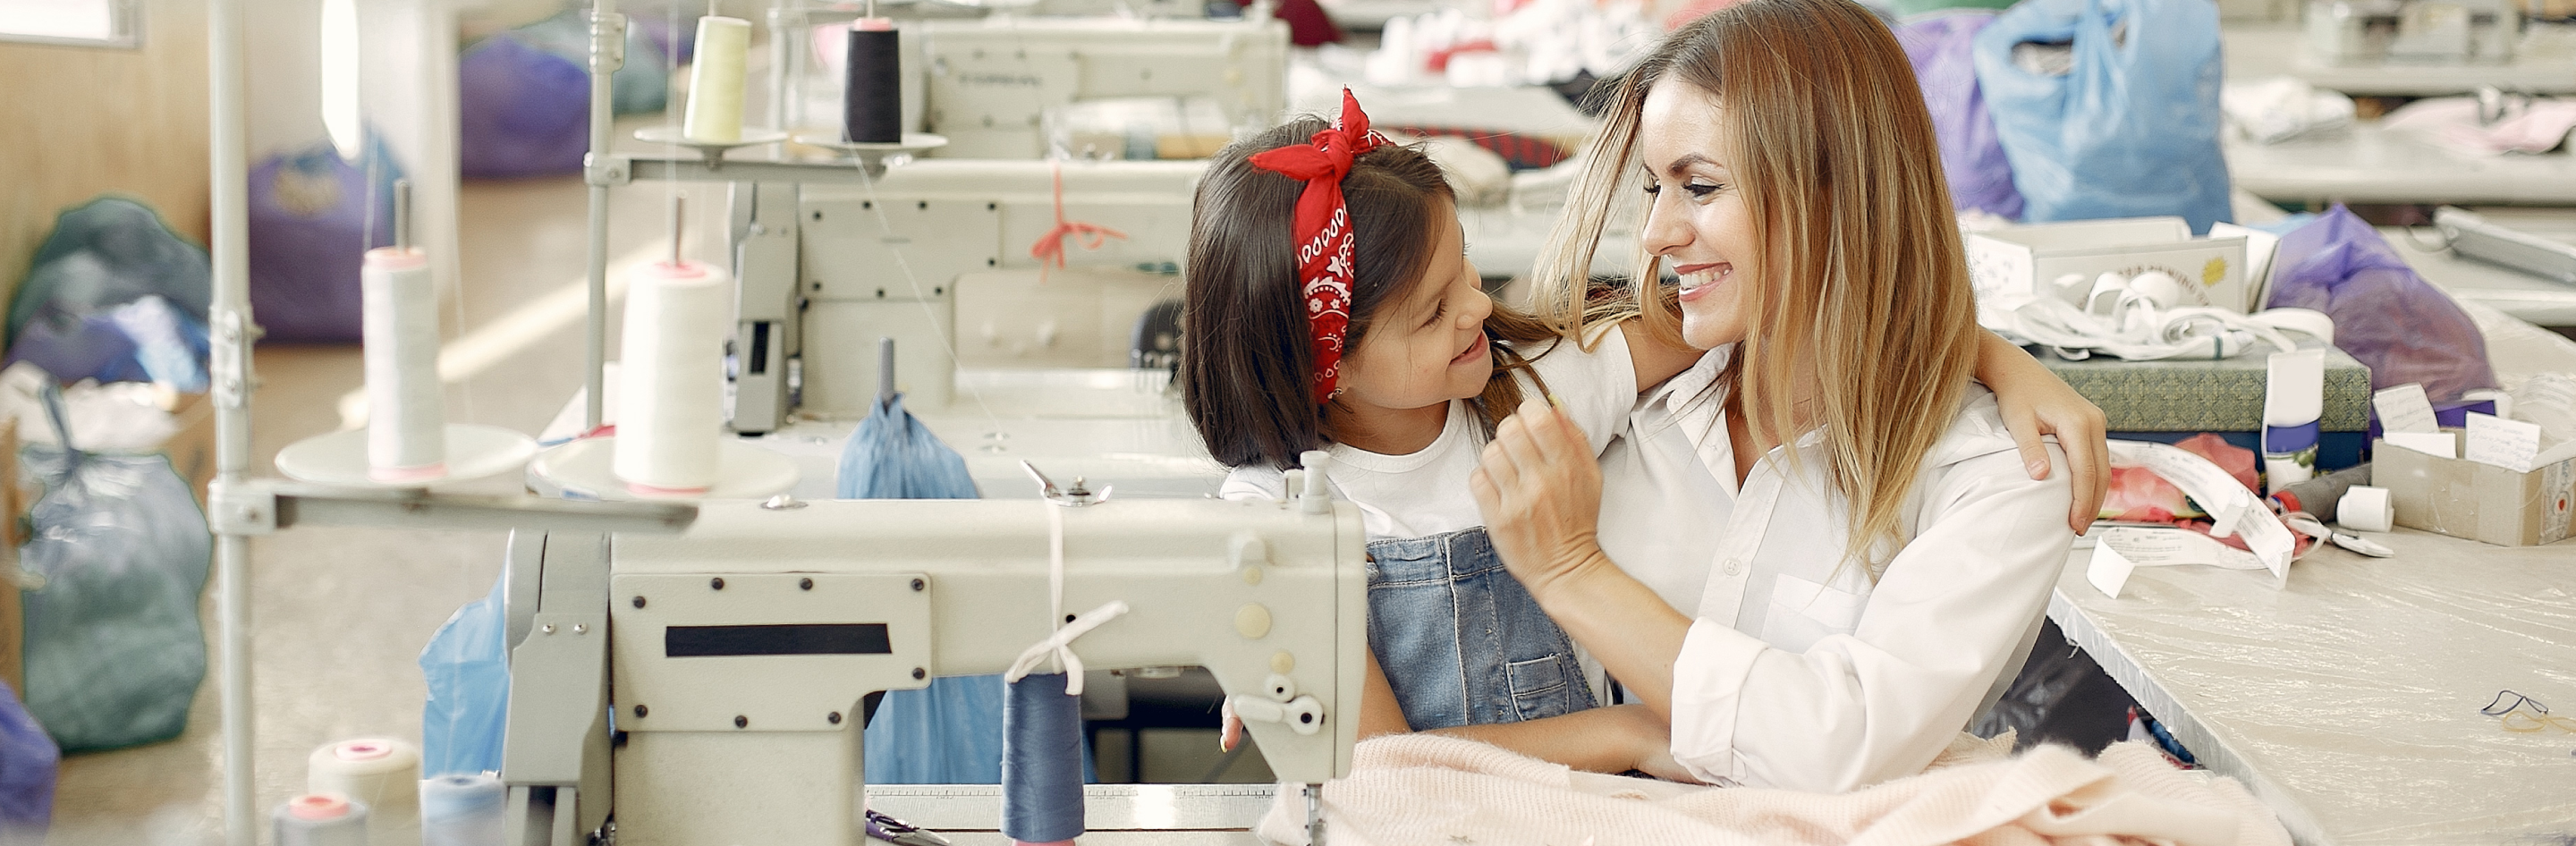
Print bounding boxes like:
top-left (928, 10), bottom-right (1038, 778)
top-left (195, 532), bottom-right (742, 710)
top-left (843, 21), bottom-right (903, 144)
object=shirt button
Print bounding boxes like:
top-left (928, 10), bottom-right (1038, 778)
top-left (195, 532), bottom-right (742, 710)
top-left (1723, 558), bottom-right (1743, 576)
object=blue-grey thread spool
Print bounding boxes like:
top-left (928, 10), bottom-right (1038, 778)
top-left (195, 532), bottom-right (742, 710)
top-left (1001, 673), bottom-right (1085, 844)
top-left (419, 773), bottom-right (507, 846)
top-left (274, 793), bottom-right (370, 846)
top-left (843, 23), bottom-right (903, 144)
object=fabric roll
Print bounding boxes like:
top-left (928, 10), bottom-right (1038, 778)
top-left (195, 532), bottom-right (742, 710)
top-left (362, 247), bottom-right (445, 481)
top-left (614, 259), bottom-right (730, 494)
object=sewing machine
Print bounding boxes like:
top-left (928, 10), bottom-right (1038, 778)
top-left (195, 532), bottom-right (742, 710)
top-left (918, 16), bottom-right (1288, 159)
top-left (494, 477), bottom-right (1365, 846)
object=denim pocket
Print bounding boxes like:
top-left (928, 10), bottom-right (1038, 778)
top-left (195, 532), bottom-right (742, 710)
top-left (1368, 528), bottom-right (1596, 730)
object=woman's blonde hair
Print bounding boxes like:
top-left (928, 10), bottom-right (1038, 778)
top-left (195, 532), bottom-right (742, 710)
top-left (1533, 0), bottom-right (1983, 571)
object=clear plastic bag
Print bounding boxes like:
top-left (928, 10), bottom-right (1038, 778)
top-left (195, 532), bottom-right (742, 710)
top-left (419, 572), bottom-right (510, 777)
top-left (17, 381), bottom-right (210, 753)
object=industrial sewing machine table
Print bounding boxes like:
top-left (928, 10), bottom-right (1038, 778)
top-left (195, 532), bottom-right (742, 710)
top-left (866, 784), bottom-right (1278, 844)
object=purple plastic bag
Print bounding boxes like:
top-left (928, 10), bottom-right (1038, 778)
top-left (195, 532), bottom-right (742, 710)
top-left (2266, 206), bottom-right (2497, 402)
top-left (248, 140), bottom-right (399, 343)
top-left (458, 33), bottom-right (592, 179)
top-left (0, 681), bottom-right (58, 840)
top-left (1899, 13), bottom-right (2023, 219)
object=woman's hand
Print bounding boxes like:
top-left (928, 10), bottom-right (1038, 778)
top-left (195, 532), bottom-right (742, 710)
top-left (1977, 331), bottom-right (2109, 534)
top-left (1471, 398), bottom-right (1613, 597)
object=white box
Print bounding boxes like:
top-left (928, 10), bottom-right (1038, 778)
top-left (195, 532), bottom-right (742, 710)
top-left (1967, 217), bottom-right (2256, 313)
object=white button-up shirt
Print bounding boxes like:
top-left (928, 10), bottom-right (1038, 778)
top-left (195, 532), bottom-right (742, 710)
top-left (1595, 347), bottom-right (2073, 792)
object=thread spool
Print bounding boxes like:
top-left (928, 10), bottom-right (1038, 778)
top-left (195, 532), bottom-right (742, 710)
top-left (684, 16), bottom-right (751, 144)
top-left (361, 246), bottom-right (445, 481)
top-left (2338, 486), bottom-right (2394, 532)
top-left (309, 738), bottom-right (419, 846)
top-left (274, 793), bottom-right (370, 846)
top-left (612, 259), bottom-right (731, 495)
top-left (1001, 673), bottom-right (1084, 846)
top-left (420, 773), bottom-right (507, 846)
top-left (843, 20), bottom-right (902, 144)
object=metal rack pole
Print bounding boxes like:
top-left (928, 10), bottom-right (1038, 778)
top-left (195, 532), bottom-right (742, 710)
top-left (207, 0), bottom-right (258, 840)
top-left (584, 0), bottom-right (625, 431)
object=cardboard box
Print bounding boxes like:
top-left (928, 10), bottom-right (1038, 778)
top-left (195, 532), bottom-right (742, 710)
top-left (2377, 434), bottom-right (2576, 546)
top-left (1968, 217), bottom-right (2255, 313)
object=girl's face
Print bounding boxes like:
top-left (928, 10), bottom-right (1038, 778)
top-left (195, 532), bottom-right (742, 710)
top-left (1638, 79), bottom-right (1759, 351)
top-left (1335, 199), bottom-right (1495, 412)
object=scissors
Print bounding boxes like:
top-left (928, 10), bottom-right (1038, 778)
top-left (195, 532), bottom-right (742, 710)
top-left (865, 809), bottom-right (953, 846)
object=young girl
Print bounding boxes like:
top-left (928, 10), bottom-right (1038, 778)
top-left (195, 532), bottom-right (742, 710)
top-left (1181, 92), bottom-right (2104, 769)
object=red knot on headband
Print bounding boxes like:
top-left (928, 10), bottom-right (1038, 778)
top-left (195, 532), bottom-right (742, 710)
top-left (1248, 88), bottom-right (1390, 404)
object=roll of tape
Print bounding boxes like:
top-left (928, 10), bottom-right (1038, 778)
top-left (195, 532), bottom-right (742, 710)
top-left (2338, 486), bottom-right (2394, 533)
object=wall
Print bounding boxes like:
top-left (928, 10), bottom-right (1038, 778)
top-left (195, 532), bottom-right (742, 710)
top-left (0, 0), bottom-right (212, 314)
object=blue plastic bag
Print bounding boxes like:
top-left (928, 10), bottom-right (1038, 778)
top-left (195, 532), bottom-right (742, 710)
top-left (2266, 207), bottom-right (2496, 402)
top-left (1974, 0), bottom-right (2232, 233)
top-left (17, 382), bottom-right (210, 753)
top-left (0, 680), bottom-right (55, 841)
top-left (1900, 13), bottom-right (2022, 219)
top-left (419, 571), bottom-right (512, 777)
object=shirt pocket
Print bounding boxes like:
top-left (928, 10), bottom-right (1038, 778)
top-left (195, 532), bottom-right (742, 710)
top-left (1758, 573), bottom-right (1867, 653)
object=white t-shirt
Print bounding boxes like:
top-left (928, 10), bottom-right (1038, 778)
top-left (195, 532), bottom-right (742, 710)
top-left (1217, 328), bottom-right (1638, 542)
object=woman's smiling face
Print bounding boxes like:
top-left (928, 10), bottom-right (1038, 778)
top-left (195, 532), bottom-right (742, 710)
top-left (1638, 78), bottom-right (1760, 351)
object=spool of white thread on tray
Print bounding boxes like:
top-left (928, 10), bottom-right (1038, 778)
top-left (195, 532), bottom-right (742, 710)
top-left (614, 259), bottom-right (729, 495)
top-left (274, 793), bottom-right (369, 846)
top-left (420, 772), bottom-right (507, 846)
top-left (310, 738), bottom-right (421, 846)
top-left (683, 16), bottom-right (751, 144)
top-left (362, 246), bottom-right (445, 481)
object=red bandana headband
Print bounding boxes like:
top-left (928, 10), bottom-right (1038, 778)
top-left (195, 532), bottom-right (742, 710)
top-left (1248, 89), bottom-right (1389, 404)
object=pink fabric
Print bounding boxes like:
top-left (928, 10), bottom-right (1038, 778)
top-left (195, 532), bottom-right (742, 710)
top-left (1258, 733), bottom-right (2288, 846)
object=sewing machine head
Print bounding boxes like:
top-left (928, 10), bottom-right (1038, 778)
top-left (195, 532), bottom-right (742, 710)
top-left (579, 495), bottom-right (1364, 846)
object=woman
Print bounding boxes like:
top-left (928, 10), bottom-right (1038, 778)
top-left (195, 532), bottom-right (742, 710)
top-left (1468, 0), bottom-right (2083, 791)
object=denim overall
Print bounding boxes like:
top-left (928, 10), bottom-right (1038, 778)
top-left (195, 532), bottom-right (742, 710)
top-left (1368, 526), bottom-right (1597, 730)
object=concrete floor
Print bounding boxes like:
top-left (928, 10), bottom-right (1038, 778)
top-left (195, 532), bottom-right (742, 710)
top-left (44, 153), bottom-right (712, 845)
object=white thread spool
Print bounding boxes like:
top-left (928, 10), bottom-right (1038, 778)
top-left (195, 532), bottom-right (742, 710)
top-left (274, 793), bottom-right (370, 846)
top-left (683, 16), bottom-right (751, 144)
top-left (309, 738), bottom-right (420, 846)
top-left (420, 773), bottom-right (507, 846)
top-left (613, 259), bottom-right (730, 495)
top-left (362, 246), bottom-right (445, 481)
top-left (2338, 486), bottom-right (2394, 532)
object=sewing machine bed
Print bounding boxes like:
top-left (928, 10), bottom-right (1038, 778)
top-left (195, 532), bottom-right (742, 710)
top-left (869, 784), bottom-right (1277, 844)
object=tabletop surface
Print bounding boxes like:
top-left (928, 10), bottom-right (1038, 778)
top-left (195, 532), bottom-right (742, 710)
top-left (2049, 531), bottom-right (2576, 846)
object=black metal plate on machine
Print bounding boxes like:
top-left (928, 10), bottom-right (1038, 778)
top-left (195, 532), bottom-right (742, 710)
top-left (665, 623), bottom-right (892, 657)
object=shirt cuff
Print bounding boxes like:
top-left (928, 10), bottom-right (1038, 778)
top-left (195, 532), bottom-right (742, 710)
top-left (1670, 617), bottom-right (1768, 785)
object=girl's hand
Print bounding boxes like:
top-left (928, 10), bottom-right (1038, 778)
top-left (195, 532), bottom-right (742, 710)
top-left (1995, 378), bottom-right (2109, 535)
top-left (1610, 705), bottom-right (1700, 783)
top-left (1978, 331), bottom-right (2109, 534)
top-left (1471, 398), bottom-right (1611, 596)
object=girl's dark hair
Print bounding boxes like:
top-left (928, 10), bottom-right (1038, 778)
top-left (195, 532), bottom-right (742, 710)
top-left (1182, 117), bottom-right (1560, 470)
